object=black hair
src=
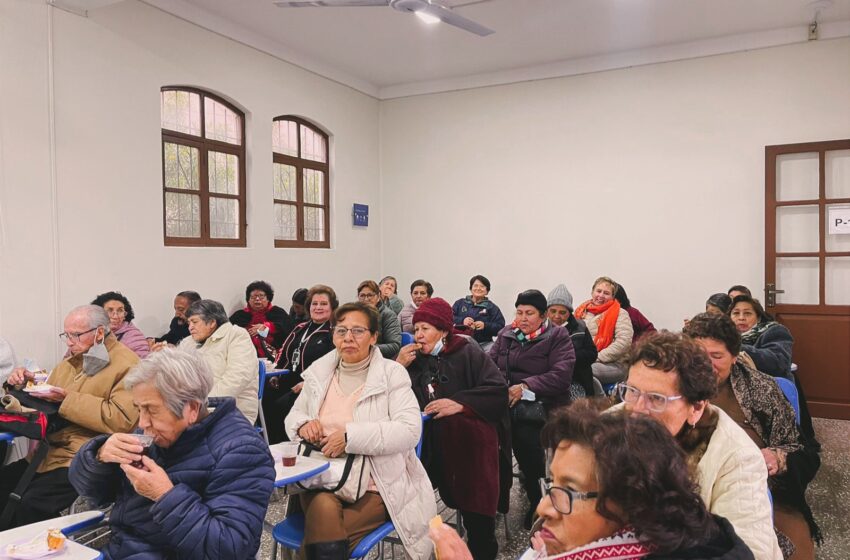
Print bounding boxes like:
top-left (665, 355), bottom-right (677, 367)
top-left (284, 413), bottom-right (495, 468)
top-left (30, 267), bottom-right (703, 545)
top-left (705, 293), bottom-right (732, 314)
top-left (334, 302), bottom-right (379, 333)
top-left (245, 281), bottom-right (274, 303)
top-left (683, 312), bottom-right (742, 356)
top-left (91, 291), bottom-right (135, 323)
top-left (410, 279), bottom-right (434, 296)
top-left (727, 285), bottom-right (751, 297)
top-left (291, 288), bottom-right (308, 305)
top-left (613, 284), bottom-right (631, 308)
top-left (469, 275), bottom-right (491, 292)
top-left (176, 291), bottom-right (202, 304)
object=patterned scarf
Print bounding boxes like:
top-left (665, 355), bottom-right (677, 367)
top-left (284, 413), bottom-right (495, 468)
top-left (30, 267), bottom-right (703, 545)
top-left (740, 320), bottom-right (779, 345)
top-left (512, 319), bottom-right (548, 345)
top-left (528, 528), bottom-right (653, 560)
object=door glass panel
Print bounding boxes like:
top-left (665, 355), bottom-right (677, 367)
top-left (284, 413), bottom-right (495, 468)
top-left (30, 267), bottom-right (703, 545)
top-left (776, 205), bottom-right (819, 253)
top-left (776, 152), bottom-right (819, 201)
top-left (776, 257), bottom-right (819, 304)
top-left (826, 149), bottom-right (850, 199)
top-left (825, 257), bottom-right (850, 305)
top-left (826, 204), bottom-right (850, 252)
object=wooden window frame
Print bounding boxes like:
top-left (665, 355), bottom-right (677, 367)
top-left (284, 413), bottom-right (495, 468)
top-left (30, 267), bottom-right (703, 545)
top-left (161, 86), bottom-right (247, 247)
top-left (273, 116), bottom-right (330, 249)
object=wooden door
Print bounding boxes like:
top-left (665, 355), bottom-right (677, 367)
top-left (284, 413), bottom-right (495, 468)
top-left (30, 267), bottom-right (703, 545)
top-left (765, 139), bottom-right (850, 420)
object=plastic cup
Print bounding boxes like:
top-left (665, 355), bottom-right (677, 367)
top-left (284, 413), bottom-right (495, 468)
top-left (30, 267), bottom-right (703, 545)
top-left (281, 441), bottom-right (298, 467)
top-left (130, 434), bottom-right (155, 469)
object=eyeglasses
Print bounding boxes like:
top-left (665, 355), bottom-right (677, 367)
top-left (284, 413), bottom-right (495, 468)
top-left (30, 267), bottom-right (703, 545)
top-left (249, 294), bottom-right (268, 301)
top-left (617, 382), bottom-right (683, 413)
top-left (59, 327), bottom-right (97, 343)
top-left (105, 309), bottom-right (126, 317)
top-left (357, 292), bottom-right (378, 300)
top-left (539, 478), bottom-right (598, 515)
top-left (332, 326), bottom-right (371, 339)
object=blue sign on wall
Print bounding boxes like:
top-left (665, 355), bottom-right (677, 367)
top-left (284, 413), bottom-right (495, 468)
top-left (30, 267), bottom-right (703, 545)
top-left (353, 204), bottom-right (369, 227)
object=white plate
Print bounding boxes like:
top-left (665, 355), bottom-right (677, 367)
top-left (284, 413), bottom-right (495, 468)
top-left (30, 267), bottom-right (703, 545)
top-left (22, 384), bottom-right (57, 394)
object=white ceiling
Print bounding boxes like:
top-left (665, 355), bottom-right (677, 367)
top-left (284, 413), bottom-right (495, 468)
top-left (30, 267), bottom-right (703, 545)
top-left (133, 0), bottom-right (850, 98)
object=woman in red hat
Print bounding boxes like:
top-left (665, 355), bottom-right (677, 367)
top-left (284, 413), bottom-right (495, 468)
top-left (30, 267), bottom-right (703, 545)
top-left (396, 297), bottom-right (510, 560)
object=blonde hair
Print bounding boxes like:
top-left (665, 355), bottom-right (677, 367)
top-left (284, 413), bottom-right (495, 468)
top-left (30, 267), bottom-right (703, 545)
top-left (591, 276), bottom-right (619, 296)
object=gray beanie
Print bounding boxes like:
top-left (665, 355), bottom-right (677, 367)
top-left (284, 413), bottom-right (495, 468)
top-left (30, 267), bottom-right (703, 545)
top-left (547, 284), bottom-right (574, 311)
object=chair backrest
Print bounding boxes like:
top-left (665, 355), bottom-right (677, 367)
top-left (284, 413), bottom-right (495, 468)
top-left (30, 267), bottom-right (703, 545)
top-left (258, 360), bottom-right (266, 400)
top-left (401, 332), bottom-right (414, 346)
top-left (774, 377), bottom-right (801, 425)
top-left (416, 413), bottom-right (430, 459)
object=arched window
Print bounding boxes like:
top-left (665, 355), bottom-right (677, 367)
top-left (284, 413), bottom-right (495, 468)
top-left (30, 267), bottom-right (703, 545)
top-left (272, 116), bottom-right (330, 248)
top-left (161, 87), bottom-right (246, 246)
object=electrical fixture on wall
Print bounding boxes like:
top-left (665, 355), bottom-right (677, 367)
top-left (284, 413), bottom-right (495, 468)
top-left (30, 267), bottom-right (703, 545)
top-left (806, 0), bottom-right (833, 41)
top-left (273, 0), bottom-right (495, 36)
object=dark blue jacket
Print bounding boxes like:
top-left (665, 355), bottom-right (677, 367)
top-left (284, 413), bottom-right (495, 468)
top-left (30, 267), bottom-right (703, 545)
top-left (69, 398), bottom-right (275, 560)
top-left (452, 297), bottom-right (506, 344)
top-left (743, 323), bottom-right (793, 379)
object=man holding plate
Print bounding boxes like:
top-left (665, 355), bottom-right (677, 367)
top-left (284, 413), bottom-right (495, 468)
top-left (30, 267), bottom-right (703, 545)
top-left (0, 304), bottom-right (139, 527)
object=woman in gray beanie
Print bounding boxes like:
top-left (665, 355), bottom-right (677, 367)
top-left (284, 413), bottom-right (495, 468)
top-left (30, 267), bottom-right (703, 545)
top-left (547, 284), bottom-right (598, 397)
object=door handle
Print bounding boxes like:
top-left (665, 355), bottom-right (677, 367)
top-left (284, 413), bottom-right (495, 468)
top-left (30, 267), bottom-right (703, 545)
top-left (764, 283), bottom-right (784, 307)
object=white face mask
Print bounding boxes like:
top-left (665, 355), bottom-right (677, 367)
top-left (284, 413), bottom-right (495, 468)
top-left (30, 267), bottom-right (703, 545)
top-left (82, 330), bottom-right (110, 375)
top-left (430, 338), bottom-right (444, 356)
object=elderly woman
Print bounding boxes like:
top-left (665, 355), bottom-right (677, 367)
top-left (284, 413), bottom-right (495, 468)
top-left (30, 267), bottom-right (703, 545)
top-left (229, 280), bottom-right (292, 361)
top-left (546, 284), bottom-right (598, 397)
top-left (728, 295), bottom-right (792, 379)
top-left (432, 402), bottom-right (753, 560)
top-left (69, 348), bottom-right (275, 559)
top-left (92, 291), bottom-right (149, 358)
top-left (178, 299), bottom-right (258, 423)
top-left (285, 302), bottom-right (437, 559)
top-left (263, 285), bottom-right (338, 444)
top-left (612, 283), bottom-right (656, 343)
top-left (490, 289), bottom-right (575, 529)
top-left (396, 298), bottom-right (509, 560)
top-left (618, 331), bottom-right (782, 559)
top-left (574, 277), bottom-right (634, 384)
top-left (399, 279), bottom-right (433, 334)
top-left (290, 288), bottom-right (310, 324)
top-left (357, 280), bottom-right (402, 358)
top-left (452, 275), bottom-right (506, 351)
top-left (379, 276), bottom-right (405, 315)
top-left (706, 293), bottom-right (733, 315)
top-left (685, 313), bottom-right (821, 559)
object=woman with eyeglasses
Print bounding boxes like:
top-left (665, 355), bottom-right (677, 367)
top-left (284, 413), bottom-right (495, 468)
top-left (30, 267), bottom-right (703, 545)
top-left (396, 298), bottom-right (509, 560)
top-left (431, 402), bottom-right (753, 560)
top-left (91, 291), bottom-right (150, 358)
top-left (616, 331), bottom-right (782, 559)
top-left (357, 280), bottom-right (402, 359)
top-left (229, 280), bottom-right (292, 361)
top-left (285, 302), bottom-right (436, 560)
top-left (684, 313), bottom-right (821, 560)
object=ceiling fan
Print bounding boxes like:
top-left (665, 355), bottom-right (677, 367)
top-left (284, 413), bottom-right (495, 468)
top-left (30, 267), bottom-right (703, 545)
top-left (272, 0), bottom-right (495, 36)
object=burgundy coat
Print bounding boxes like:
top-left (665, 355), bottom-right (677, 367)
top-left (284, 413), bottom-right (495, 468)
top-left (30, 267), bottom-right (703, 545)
top-left (488, 323), bottom-right (576, 410)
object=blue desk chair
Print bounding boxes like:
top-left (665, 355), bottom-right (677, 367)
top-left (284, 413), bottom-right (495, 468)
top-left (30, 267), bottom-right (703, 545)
top-left (774, 377), bottom-right (801, 425)
top-left (257, 361), bottom-right (292, 445)
top-left (271, 414), bottom-right (429, 560)
top-left (401, 332), bottom-right (414, 346)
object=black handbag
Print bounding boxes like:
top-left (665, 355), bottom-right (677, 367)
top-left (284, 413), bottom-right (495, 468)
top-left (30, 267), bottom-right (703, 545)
top-left (505, 339), bottom-right (548, 426)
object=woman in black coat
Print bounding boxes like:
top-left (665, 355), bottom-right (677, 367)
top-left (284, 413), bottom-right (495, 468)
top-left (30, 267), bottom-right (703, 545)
top-left (546, 284), bottom-right (598, 397)
top-left (397, 298), bottom-right (509, 560)
top-left (263, 285), bottom-right (337, 444)
top-left (229, 280), bottom-right (292, 360)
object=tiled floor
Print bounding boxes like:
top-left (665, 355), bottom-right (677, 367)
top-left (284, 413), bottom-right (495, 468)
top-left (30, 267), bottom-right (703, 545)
top-left (258, 417), bottom-right (850, 559)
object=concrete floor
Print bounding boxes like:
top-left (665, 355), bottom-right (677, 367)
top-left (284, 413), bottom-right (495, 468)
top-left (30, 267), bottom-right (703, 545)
top-left (258, 417), bottom-right (850, 559)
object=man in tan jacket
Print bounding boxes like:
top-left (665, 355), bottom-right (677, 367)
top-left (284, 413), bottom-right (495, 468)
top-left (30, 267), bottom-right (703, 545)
top-left (0, 305), bottom-right (139, 527)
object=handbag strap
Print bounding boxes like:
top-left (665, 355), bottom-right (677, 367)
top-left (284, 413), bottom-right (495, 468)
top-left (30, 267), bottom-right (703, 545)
top-left (0, 439), bottom-right (49, 530)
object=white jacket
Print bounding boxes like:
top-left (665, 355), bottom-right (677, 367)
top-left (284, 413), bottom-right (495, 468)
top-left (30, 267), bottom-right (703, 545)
top-left (582, 307), bottom-right (633, 363)
top-left (179, 322), bottom-right (258, 423)
top-left (699, 406), bottom-right (782, 560)
top-left (285, 347), bottom-right (437, 560)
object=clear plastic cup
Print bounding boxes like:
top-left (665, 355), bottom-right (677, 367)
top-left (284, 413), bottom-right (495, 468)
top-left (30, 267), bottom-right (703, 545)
top-left (130, 434), bottom-right (155, 469)
top-left (280, 441), bottom-right (298, 467)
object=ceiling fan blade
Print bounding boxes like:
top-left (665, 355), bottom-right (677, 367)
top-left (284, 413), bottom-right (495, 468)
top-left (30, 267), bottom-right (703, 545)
top-left (273, 0), bottom-right (389, 7)
top-left (420, 2), bottom-right (494, 36)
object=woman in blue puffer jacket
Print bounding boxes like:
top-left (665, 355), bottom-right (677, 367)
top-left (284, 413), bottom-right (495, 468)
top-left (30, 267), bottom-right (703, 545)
top-left (70, 348), bottom-right (275, 560)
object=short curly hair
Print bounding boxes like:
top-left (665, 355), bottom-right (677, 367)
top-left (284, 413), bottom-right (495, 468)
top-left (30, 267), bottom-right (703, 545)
top-left (91, 291), bottom-right (135, 323)
top-left (542, 401), bottom-right (718, 554)
top-left (245, 281), bottom-right (274, 303)
top-left (683, 312), bottom-right (741, 356)
top-left (306, 284), bottom-right (339, 311)
top-left (627, 331), bottom-right (717, 403)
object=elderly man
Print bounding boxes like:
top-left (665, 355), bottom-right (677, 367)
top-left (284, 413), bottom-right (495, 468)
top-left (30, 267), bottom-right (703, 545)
top-left (70, 348), bottom-right (275, 559)
top-left (0, 305), bottom-right (139, 527)
top-left (149, 290), bottom-right (202, 348)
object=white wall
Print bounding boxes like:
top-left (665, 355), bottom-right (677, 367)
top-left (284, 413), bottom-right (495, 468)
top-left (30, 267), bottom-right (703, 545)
top-left (379, 38), bottom-right (850, 331)
top-left (0, 0), bottom-right (381, 367)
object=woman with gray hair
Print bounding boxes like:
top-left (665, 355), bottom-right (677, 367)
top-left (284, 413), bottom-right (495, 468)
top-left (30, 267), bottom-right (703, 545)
top-left (70, 348), bottom-right (275, 559)
top-left (177, 299), bottom-right (259, 422)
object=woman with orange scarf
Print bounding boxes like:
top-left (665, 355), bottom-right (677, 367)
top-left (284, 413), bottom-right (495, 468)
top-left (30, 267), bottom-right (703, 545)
top-left (573, 277), bottom-right (633, 385)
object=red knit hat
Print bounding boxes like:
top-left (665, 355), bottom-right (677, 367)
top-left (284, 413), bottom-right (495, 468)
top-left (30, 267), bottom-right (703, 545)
top-left (412, 297), bottom-right (454, 333)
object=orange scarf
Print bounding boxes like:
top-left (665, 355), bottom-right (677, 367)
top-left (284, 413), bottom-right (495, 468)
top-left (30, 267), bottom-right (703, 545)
top-left (574, 299), bottom-right (621, 351)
